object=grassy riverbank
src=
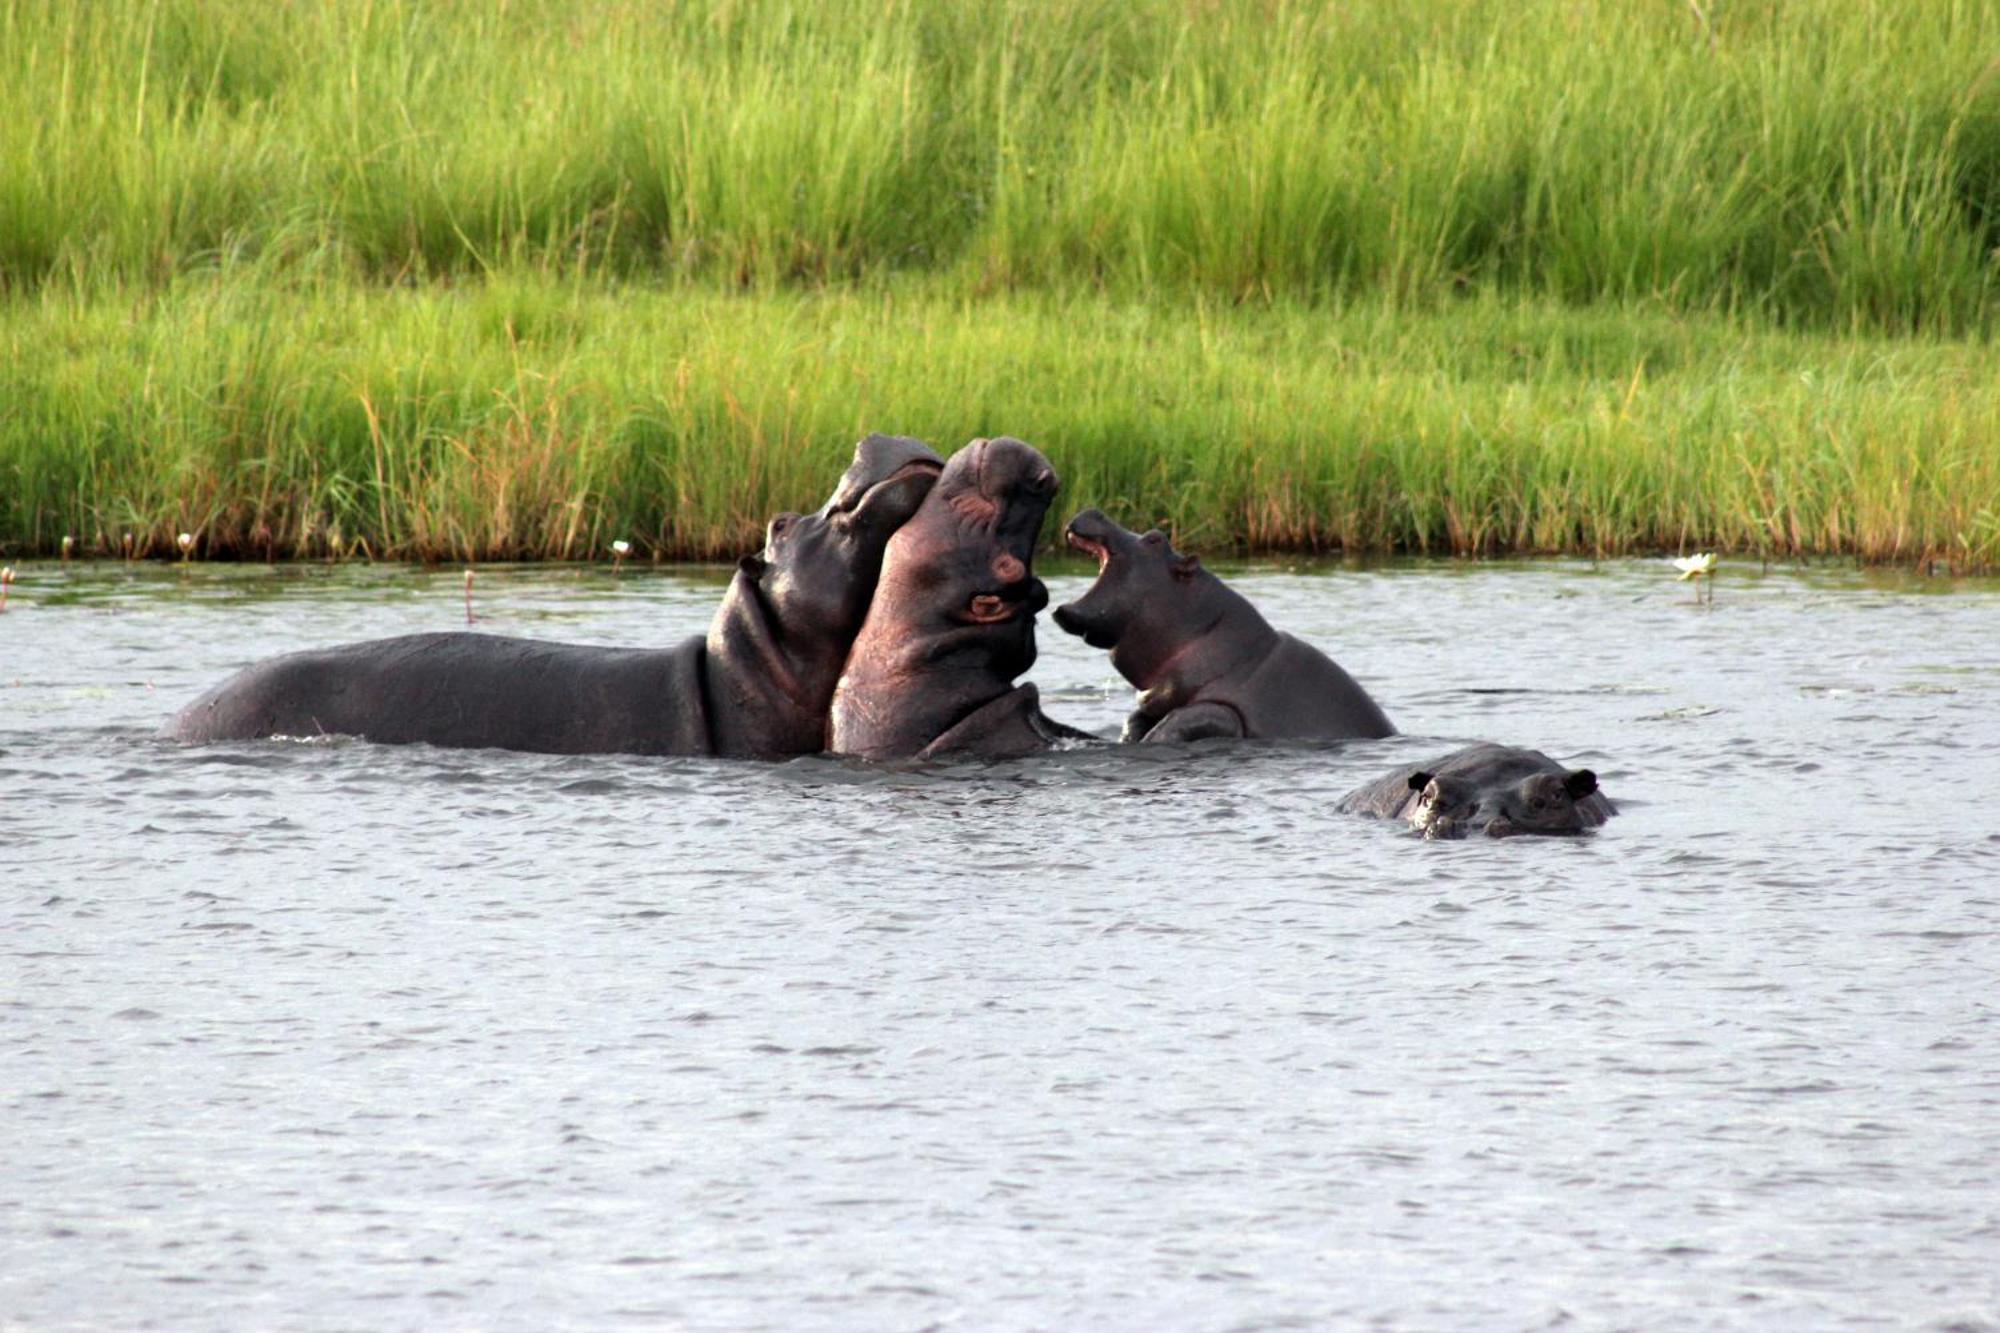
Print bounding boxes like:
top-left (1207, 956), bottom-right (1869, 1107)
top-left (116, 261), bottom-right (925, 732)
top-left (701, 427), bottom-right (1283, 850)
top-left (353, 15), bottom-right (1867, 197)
top-left (2, 0), bottom-right (1997, 565)
top-left (6, 275), bottom-right (1996, 566)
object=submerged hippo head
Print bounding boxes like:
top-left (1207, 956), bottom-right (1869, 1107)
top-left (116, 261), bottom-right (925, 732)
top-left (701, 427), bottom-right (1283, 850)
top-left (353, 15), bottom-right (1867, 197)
top-left (706, 433), bottom-right (943, 756)
top-left (1405, 755), bottom-right (1602, 839)
top-left (829, 436), bottom-right (1063, 758)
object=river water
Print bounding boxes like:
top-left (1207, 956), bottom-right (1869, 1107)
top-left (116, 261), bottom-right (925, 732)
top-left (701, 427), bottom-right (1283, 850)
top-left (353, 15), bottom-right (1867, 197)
top-left (2, 558), bottom-right (1996, 1330)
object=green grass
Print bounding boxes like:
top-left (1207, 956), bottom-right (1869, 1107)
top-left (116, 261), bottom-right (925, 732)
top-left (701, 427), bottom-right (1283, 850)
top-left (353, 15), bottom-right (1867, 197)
top-left (5, 271), bottom-right (1996, 568)
top-left (5, 0), bottom-right (1997, 326)
top-left (2, 0), bottom-right (1997, 566)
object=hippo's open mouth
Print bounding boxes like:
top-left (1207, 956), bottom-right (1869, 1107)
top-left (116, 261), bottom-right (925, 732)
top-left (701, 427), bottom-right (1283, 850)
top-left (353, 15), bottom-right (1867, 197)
top-left (1064, 527), bottom-right (1111, 572)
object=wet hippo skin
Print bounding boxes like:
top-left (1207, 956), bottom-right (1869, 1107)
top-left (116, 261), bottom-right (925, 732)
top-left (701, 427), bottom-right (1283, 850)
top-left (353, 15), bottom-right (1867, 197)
top-left (1052, 509), bottom-right (1394, 744)
top-left (829, 437), bottom-right (1091, 760)
top-left (163, 434), bottom-right (943, 758)
top-left (1338, 742), bottom-right (1616, 838)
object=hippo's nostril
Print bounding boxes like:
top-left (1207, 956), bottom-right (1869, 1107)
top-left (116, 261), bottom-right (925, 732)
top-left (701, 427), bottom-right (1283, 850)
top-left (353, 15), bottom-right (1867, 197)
top-left (1484, 818), bottom-right (1516, 838)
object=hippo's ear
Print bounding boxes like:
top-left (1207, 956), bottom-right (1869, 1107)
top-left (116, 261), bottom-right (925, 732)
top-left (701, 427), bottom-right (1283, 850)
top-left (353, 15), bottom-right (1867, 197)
top-left (738, 554), bottom-right (768, 579)
top-left (1406, 770), bottom-right (1433, 792)
top-left (848, 461), bottom-right (940, 531)
top-left (1563, 769), bottom-right (1598, 799)
top-left (1171, 553), bottom-right (1201, 582)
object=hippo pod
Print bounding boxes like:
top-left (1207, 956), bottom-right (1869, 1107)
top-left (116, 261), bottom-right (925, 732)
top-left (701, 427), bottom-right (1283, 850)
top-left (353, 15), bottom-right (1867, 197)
top-left (1337, 743), bottom-right (1615, 839)
top-left (1052, 509), bottom-right (1394, 744)
top-left (163, 434), bottom-right (944, 758)
top-left (829, 436), bottom-right (1093, 759)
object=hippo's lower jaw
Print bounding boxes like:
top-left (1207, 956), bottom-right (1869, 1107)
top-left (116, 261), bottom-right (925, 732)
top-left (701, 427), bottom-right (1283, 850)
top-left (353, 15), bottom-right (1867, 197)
top-left (1049, 603), bottom-right (1115, 649)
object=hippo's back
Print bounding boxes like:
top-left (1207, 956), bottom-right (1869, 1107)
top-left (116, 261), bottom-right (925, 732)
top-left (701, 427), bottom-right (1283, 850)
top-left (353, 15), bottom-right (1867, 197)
top-left (1335, 766), bottom-right (1425, 819)
top-left (1229, 632), bottom-right (1394, 741)
top-left (165, 632), bottom-right (710, 755)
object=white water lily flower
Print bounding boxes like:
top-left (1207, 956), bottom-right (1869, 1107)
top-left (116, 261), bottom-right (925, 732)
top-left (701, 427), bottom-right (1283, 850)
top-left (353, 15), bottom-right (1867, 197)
top-left (611, 540), bottom-right (632, 556)
top-left (1672, 552), bottom-right (1717, 580)
top-left (176, 532), bottom-right (194, 552)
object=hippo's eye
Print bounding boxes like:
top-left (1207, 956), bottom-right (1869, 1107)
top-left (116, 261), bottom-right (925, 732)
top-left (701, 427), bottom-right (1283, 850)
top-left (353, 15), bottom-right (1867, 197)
top-left (1142, 531), bottom-right (1165, 547)
top-left (771, 515), bottom-right (794, 537)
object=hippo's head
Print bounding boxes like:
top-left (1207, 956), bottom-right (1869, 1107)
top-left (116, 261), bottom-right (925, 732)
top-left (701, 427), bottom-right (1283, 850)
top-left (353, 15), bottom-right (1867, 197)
top-left (1405, 765), bottom-right (1601, 839)
top-left (1052, 508), bottom-right (1225, 678)
top-left (739, 433), bottom-right (944, 639)
top-left (889, 435), bottom-right (1059, 656)
top-left (827, 436), bottom-right (1061, 759)
top-left (704, 434), bottom-right (942, 757)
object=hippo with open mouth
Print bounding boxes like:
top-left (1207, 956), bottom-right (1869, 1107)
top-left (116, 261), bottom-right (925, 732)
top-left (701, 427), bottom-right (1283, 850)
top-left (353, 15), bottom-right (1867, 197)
top-left (1051, 509), bottom-right (1394, 744)
top-left (829, 436), bottom-right (1091, 760)
top-left (164, 434), bottom-right (943, 758)
top-left (1337, 743), bottom-right (1616, 838)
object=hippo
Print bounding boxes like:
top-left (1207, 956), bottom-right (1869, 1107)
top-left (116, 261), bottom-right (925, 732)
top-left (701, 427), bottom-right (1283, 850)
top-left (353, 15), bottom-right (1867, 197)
top-left (829, 437), bottom-right (1092, 760)
top-left (1051, 509), bottom-right (1394, 744)
top-left (163, 434), bottom-right (944, 758)
top-left (1337, 743), bottom-right (1616, 838)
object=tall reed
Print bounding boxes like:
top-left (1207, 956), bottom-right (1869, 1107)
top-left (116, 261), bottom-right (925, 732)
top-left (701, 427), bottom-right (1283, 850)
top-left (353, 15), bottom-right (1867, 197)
top-left (3, 0), bottom-right (1997, 330)
top-left (5, 273), bottom-right (1996, 567)
top-left (5, 1), bottom-right (1996, 566)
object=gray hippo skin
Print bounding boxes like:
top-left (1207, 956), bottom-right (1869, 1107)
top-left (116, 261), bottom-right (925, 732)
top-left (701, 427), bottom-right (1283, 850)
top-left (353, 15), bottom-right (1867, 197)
top-left (1051, 509), bottom-right (1394, 744)
top-left (829, 437), bottom-right (1091, 760)
top-left (163, 434), bottom-right (943, 757)
top-left (1337, 743), bottom-right (1616, 838)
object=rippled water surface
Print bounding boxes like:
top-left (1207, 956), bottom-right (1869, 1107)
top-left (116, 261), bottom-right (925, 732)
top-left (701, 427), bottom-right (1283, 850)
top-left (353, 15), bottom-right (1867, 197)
top-left (3, 558), bottom-right (1998, 1330)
